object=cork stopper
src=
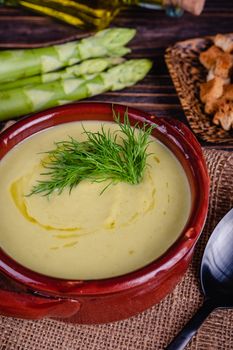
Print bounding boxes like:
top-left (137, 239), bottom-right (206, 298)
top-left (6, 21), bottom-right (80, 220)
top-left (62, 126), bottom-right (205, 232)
top-left (163, 0), bottom-right (205, 15)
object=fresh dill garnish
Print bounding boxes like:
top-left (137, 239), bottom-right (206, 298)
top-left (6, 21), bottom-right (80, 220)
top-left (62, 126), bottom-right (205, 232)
top-left (29, 110), bottom-right (155, 196)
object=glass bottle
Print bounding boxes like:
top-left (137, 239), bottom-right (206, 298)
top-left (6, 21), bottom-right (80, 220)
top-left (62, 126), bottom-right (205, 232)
top-left (5, 0), bottom-right (205, 29)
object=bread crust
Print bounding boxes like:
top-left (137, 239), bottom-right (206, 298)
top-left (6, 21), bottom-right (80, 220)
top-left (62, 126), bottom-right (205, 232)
top-left (214, 34), bottom-right (233, 53)
top-left (199, 45), bottom-right (223, 69)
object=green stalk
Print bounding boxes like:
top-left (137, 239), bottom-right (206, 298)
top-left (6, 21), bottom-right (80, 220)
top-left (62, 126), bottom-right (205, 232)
top-left (0, 28), bottom-right (135, 84)
top-left (0, 59), bottom-right (152, 121)
top-left (0, 57), bottom-right (124, 91)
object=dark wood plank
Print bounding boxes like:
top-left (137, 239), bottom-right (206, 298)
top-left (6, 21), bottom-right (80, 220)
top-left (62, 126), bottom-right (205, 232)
top-left (0, 0), bottom-right (232, 148)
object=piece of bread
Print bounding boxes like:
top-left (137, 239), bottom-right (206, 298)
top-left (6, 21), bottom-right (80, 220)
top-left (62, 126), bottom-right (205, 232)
top-left (214, 34), bottom-right (233, 53)
top-left (199, 45), bottom-right (223, 69)
top-left (206, 69), bottom-right (215, 81)
top-left (214, 53), bottom-right (233, 79)
top-left (205, 85), bottom-right (233, 114)
top-left (204, 99), bottom-right (219, 114)
top-left (213, 100), bottom-right (233, 130)
top-left (207, 69), bottom-right (230, 84)
top-left (200, 77), bottom-right (224, 104)
top-left (222, 84), bottom-right (233, 100)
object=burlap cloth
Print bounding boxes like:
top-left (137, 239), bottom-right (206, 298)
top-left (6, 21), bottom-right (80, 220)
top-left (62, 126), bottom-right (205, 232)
top-left (0, 149), bottom-right (233, 350)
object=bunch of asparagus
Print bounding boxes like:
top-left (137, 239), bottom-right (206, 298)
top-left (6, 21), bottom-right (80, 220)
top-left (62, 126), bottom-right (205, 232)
top-left (0, 28), bottom-right (152, 121)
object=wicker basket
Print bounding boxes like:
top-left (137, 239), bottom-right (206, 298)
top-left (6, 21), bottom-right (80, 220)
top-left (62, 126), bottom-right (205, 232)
top-left (165, 35), bottom-right (233, 144)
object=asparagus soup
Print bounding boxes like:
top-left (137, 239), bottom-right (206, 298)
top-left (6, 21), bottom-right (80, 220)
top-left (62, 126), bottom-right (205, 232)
top-left (0, 121), bottom-right (191, 279)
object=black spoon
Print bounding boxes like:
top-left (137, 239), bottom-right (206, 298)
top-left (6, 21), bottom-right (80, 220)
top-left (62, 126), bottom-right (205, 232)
top-left (166, 208), bottom-right (233, 350)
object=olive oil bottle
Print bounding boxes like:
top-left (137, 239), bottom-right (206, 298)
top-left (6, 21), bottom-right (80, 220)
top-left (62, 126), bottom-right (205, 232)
top-left (5, 0), bottom-right (205, 29)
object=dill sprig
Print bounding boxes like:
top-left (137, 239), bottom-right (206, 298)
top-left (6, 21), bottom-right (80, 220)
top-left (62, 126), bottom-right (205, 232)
top-left (29, 111), bottom-right (155, 196)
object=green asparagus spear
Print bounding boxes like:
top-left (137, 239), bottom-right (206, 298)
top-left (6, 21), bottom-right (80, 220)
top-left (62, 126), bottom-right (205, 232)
top-left (0, 28), bottom-right (135, 84)
top-left (0, 57), bottom-right (124, 91)
top-left (0, 59), bottom-right (152, 121)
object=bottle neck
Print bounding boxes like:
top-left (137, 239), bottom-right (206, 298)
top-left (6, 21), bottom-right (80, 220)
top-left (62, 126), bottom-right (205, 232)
top-left (122, 0), bottom-right (205, 15)
top-left (122, 0), bottom-right (163, 8)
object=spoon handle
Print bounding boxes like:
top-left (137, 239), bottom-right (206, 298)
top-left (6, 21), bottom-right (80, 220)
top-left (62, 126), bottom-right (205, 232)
top-left (165, 299), bottom-right (216, 350)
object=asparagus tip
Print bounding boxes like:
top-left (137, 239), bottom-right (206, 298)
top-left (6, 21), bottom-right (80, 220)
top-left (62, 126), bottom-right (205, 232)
top-left (96, 27), bottom-right (136, 47)
top-left (106, 59), bottom-right (153, 91)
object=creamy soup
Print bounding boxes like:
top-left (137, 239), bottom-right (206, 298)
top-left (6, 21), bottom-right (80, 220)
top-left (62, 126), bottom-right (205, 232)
top-left (0, 121), bottom-right (191, 279)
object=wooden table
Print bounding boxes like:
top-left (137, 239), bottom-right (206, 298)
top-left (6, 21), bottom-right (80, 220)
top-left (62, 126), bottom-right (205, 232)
top-left (0, 0), bottom-right (232, 149)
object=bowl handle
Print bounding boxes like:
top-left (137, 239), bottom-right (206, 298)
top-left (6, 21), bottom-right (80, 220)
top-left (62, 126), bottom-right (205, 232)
top-left (0, 288), bottom-right (80, 320)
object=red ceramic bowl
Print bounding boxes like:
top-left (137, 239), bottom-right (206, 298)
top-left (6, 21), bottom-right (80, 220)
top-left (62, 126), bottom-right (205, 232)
top-left (0, 102), bottom-right (209, 323)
